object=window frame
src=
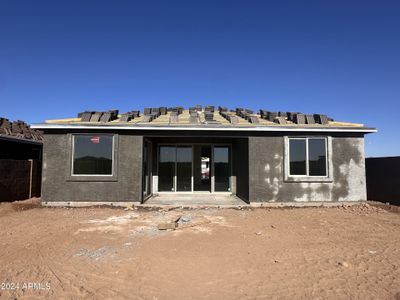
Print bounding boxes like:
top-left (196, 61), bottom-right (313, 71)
top-left (284, 136), bottom-right (333, 183)
top-left (67, 133), bottom-right (119, 182)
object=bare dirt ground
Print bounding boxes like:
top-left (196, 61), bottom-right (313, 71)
top-left (0, 199), bottom-right (399, 300)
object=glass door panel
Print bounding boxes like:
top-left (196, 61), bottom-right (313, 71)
top-left (214, 146), bottom-right (230, 192)
top-left (159, 146), bottom-right (175, 191)
top-left (193, 145), bottom-right (211, 191)
top-left (143, 141), bottom-right (151, 198)
top-left (176, 146), bottom-right (192, 191)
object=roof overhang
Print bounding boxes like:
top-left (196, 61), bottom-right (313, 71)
top-left (0, 135), bottom-right (43, 145)
top-left (31, 123), bottom-right (377, 133)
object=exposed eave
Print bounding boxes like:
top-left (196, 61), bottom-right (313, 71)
top-left (0, 134), bottom-right (43, 145)
top-left (31, 123), bottom-right (377, 133)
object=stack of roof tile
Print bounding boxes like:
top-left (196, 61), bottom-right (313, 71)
top-left (260, 109), bottom-right (332, 125)
top-left (119, 110), bottom-right (141, 122)
top-left (219, 110), bottom-right (239, 124)
top-left (0, 118), bottom-right (43, 141)
top-left (78, 110), bottom-right (119, 122)
top-left (74, 105), bottom-right (334, 126)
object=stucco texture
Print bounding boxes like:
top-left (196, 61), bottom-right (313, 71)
top-left (248, 136), bottom-right (366, 202)
top-left (41, 133), bottom-right (143, 202)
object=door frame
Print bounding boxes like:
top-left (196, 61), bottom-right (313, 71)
top-left (156, 143), bottom-right (232, 194)
top-left (142, 139), bottom-right (153, 201)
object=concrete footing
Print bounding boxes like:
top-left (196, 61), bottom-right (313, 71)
top-left (41, 200), bottom-right (366, 209)
top-left (41, 201), bottom-right (141, 208)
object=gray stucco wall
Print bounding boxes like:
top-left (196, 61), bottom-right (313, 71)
top-left (41, 131), bottom-right (367, 203)
top-left (41, 133), bottom-right (143, 202)
top-left (248, 136), bottom-right (366, 202)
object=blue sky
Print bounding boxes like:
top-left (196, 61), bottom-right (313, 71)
top-left (0, 0), bottom-right (399, 157)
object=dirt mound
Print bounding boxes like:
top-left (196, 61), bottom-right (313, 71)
top-left (0, 197), bottom-right (40, 218)
top-left (10, 197), bottom-right (41, 211)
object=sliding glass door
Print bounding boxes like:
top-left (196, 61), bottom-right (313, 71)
top-left (213, 146), bottom-right (231, 192)
top-left (193, 145), bottom-right (211, 192)
top-left (159, 146), bottom-right (176, 191)
top-left (176, 146), bottom-right (192, 191)
top-left (158, 144), bottom-right (231, 193)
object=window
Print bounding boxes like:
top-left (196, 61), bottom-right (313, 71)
top-left (289, 137), bottom-right (327, 177)
top-left (289, 139), bottom-right (307, 175)
top-left (308, 139), bottom-right (327, 176)
top-left (72, 135), bottom-right (114, 175)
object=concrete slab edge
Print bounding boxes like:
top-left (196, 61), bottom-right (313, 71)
top-left (41, 201), bottom-right (141, 208)
top-left (41, 201), bottom-right (367, 209)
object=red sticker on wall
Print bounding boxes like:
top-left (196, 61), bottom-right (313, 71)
top-left (90, 136), bottom-right (100, 144)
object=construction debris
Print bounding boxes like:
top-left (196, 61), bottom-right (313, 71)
top-left (177, 216), bottom-right (191, 223)
top-left (175, 217), bottom-right (211, 230)
top-left (157, 223), bottom-right (178, 230)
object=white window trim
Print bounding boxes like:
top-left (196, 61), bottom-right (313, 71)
top-left (70, 133), bottom-right (116, 177)
top-left (284, 136), bottom-right (333, 183)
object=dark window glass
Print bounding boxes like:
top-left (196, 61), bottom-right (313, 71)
top-left (73, 135), bottom-right (113, 175)
top-left (308, 139), bottom-right (327, 176)
top-left (289, 139), bottom-right (306, 175)
top-left (177, 147), bottom-right (192, 191)
top-left (159, 146), bottom-right (175, 191)
top-left (214, 147), bottom-right (230, 191)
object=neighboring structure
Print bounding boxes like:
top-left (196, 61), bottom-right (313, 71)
top-left (32, 106), bottom-right (376, 205)
top-left (0, 118), bottom-right (43, 201)
top-left (366, 156), bottom-right (400, 206)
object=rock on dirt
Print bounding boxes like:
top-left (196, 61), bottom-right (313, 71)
top-left (177, 215), bottom-right (191, 223)
top-left (338, 261), bottom-right (349, 268)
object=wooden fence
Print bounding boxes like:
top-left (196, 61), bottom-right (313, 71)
top-left (0, 159), bottom-right (41, 202)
